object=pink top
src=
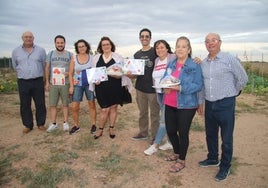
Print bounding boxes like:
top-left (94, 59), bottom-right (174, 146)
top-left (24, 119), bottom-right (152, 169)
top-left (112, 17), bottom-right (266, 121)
top-left (164, 62), bottom-right (184, 107)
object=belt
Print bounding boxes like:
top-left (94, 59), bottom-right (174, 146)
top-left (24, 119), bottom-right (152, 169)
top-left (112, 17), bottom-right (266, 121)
top-left (19, 77), bottom-right (43, 81)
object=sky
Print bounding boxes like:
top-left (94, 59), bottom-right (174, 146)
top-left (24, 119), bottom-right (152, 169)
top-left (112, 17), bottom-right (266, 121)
top-left (0, 0), bottom-right (268, 61)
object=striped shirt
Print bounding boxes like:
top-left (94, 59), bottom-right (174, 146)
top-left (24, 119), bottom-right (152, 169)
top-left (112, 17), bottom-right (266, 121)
top-left (200, 51), bottom-right (248, 102)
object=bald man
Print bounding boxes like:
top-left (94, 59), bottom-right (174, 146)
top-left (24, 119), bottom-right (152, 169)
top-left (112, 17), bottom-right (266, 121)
top-left (197, 33), bottom-right (248, 181)
top-left (12, 31), bottom-right (47, 134)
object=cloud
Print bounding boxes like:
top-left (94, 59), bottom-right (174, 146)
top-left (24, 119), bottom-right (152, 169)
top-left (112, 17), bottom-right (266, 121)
top-left (0, 0), bottom-right (268, 61)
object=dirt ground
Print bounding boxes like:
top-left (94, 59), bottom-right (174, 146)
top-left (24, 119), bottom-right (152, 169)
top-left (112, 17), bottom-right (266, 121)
top-left (0, 92), bottom-right (267, 188)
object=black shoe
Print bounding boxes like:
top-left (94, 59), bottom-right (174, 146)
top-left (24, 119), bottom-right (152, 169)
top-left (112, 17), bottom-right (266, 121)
top-left (90, 124), bottom-right (97, 134)
top-left (94, 128), bottom-right (103, 139)
top-left (199, 159), bottom-right (220, 167)
top-left (215, 168), bottom-right (230, 181)
top-left (109, 126), bottom-right (115, 139)
top-left (69, 126), bottom-right (80, 135)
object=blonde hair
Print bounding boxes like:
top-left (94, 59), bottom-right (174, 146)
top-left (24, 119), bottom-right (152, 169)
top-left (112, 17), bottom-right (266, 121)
top-left (176, 36), bottom-right (192, 57)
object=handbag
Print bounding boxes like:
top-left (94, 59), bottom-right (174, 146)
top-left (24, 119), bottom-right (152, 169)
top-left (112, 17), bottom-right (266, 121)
top-left (122, 86), bottom-right (132, 104)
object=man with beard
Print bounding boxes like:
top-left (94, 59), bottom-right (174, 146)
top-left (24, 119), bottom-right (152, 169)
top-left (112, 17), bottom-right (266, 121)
top-left (130, 28), bottom-right (160, 143)
top-left (12, 31), bottom-right (47, 134)
top-left (45, 35), bottom-right (72, 132)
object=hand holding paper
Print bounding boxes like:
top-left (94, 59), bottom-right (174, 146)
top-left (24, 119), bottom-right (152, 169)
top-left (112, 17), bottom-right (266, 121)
top-left (86, 67), bottom-right (108, 83)
top-left (123, 59), bottom-right (145, 75)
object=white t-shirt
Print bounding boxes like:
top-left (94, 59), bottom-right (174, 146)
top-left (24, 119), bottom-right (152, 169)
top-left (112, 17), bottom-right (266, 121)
top-left (152, 57), bottom-right (167, 93)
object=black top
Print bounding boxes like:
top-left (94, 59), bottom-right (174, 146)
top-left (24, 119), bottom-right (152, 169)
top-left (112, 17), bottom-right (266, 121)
top-left (95, 55), bottom-right (123, 108)
top-left (134, 47), bottom-right (157, 93)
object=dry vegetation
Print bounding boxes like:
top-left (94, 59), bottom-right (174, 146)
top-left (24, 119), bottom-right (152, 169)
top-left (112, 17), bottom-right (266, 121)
top-left (0, 91), bottom-right (268, 188)
top-left (0, 64), bottom-right (268, 188)
top-left (242, 62), bottom-right (268, 76)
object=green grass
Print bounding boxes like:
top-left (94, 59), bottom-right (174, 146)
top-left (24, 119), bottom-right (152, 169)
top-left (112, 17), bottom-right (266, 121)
top-left (72, 133), bottom-right (97, 150)
top-left (236, 101), bottom-right (255, 113)
top-left (0, 153), bottom-right (12, 185)
top-left (230, 157), bottom-right (239, 175)
top-left (95, 144), bottom-right (151, 183)
top-left (95, 145), bottom-right (124, 174)
top-left (19, 165), bottom-right (76, 188)
top-left (191, 120), bottom-right (205, 132)
top-left (49, 150), bottom-right (79, 163)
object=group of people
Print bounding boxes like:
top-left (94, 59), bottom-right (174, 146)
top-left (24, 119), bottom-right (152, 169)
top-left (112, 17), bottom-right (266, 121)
top-left (12, 28), bottom-right (248, 181)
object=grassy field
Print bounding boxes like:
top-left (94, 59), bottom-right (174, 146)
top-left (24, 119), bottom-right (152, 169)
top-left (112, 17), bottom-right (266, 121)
top-left (242, 62), bottom-right (268, 76)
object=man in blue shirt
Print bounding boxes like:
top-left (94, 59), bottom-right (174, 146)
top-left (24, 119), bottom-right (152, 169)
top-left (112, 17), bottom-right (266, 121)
top-left (12, 31), bottom-right (47, 134)
top-left (198, 33), bottom-right (248, 181)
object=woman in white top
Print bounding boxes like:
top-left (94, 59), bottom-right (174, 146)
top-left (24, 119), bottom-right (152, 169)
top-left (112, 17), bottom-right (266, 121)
top-left (144, 40), bottom-right (175, 155)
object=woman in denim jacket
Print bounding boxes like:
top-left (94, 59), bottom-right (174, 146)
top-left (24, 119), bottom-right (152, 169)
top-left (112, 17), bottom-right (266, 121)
top-left (162, 36), bottom-right (203, 173)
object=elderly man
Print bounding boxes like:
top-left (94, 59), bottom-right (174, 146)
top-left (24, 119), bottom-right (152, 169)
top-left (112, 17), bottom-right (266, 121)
top-left (198, 33), bottom-right (248, 181)
top-left (12, 31), bottom-right (47, 134)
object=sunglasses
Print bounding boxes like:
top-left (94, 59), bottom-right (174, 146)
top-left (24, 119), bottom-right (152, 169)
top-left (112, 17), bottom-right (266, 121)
top-left (140, 35), bottom-right (150, 39)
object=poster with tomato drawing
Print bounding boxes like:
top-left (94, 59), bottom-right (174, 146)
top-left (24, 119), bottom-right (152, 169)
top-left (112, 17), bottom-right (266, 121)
top-left (86, 67), bottom-right (108, 83)
top-left (52, 67), bottom-right (65, 85)
top-left (123, 59), bottom-right (145, 75)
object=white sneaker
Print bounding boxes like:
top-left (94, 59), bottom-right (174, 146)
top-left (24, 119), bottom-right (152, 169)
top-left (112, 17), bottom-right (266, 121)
top-left (47, 123), bottom-right (58, 132)
top-left (63, 122), bottom-right (69, 132)
top-left (144, 145), bottom-right (158, 155)
top-left (159, 141), bottom-right (173, 151)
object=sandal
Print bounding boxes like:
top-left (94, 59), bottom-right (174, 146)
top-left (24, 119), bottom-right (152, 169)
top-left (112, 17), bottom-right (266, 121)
top-left (109, 126), bottom-right (116, 139)
top-left (169, 160), bottom-right (185, 173)
top-left (94, 128), bottom-right (103, 139)
top-left (164, 154), bottom-right (180, 161)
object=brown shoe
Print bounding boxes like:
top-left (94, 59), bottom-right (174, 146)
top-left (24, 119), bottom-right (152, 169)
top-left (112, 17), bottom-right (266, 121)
top-left (38, 125), bottom-right (46, 131)
top-left (131, 133), bottom-right (148, 141)
top-left (23, 128), bottom-right (32, 134)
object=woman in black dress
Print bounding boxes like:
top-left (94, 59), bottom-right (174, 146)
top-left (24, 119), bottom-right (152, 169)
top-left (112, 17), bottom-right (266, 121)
top-left (93, 36), bottom-right (125, 139)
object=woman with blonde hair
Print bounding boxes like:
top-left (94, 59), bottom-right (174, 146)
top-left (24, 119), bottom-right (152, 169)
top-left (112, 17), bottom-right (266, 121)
top-left (163, 36), bottom-right (203, 173)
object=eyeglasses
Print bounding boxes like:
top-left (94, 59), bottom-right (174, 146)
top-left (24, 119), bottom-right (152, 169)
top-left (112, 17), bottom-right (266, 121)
top-left (78, 45), bottom-right (85, 48)
top-left (140, 35), bottom-right (150, 39)
top-left (23, 36), bottom-right (33, 39)
top-left (102, 43), bottom-right (111, 47)
top-left (205, 39), bottom-right (220, 44)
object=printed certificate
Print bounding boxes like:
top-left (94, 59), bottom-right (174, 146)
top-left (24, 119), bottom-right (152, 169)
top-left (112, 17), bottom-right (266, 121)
top-left (123, 59), bottom-right (145, 75)
top-left (52, 67), bottom-right (65, 85)
top-left (86, 67), bottom-right (108, 83)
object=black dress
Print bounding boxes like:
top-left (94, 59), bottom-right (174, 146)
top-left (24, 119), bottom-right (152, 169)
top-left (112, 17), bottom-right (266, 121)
top-left (95, 55), bottom-right (123, 108)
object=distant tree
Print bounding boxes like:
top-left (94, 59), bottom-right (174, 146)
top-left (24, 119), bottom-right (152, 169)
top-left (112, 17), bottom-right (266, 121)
top-left (0, 57), bottom-right (12, 68)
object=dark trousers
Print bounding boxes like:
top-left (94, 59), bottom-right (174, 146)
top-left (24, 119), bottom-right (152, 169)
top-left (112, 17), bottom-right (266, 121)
top-left (18, 77), bottom-right (46, 129)
top-left (205, 97), bottom-right (235, 170)
top-left (165, 105), bottom-right (196, 160)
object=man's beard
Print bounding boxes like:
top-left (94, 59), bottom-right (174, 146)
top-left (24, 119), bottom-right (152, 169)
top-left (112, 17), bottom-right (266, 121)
top-left (56, 47), bottom-right (65, 52)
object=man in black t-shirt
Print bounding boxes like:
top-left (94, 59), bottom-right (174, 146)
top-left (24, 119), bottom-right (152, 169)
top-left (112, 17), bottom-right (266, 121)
top-left (131, 28), bottom-right (160, 143)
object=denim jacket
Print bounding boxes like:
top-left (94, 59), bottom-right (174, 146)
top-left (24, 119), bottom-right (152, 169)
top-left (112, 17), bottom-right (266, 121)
top-left (163, 57), bottom-right (203, 109)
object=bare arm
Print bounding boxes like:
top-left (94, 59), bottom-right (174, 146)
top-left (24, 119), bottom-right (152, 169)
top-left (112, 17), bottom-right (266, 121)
top-left (44, 62), bottom-right (50, 91)
top-left (69, 55), bottom-right (75, 95)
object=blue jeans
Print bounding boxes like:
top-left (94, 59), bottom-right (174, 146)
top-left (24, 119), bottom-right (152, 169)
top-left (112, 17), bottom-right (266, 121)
top-left (72, 85), bottom-right (95, 102)
top-left (154, 93), bottom-right (168, 145)
top-left (205, 96), bottom-right (235, 169)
